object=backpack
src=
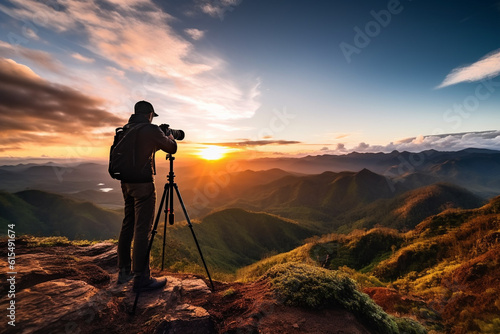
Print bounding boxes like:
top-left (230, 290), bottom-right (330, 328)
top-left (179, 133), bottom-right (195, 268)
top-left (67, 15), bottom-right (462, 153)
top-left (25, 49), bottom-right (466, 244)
top-left (108, 123), bottom-right (149, 180)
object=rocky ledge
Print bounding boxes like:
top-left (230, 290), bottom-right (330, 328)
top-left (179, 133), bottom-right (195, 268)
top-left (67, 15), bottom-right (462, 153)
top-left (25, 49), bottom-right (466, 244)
top-left (0, 241), bottom-right (373, 333)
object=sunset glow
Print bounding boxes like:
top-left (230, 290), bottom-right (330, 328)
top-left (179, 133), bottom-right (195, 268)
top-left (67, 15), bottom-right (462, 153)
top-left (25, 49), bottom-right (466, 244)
top-left (197, 146), bottom-right (227, 161)
top-left (0, 0), bottom-right (499, 163)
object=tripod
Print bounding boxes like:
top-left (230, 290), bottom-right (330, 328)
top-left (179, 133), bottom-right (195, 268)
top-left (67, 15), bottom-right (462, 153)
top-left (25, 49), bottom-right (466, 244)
top-left (131, 153), bottom-right (214, 315)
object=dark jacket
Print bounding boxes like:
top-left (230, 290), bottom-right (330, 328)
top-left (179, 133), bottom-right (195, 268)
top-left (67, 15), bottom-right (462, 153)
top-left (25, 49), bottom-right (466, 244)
top-left (121, 114), bottom-right (177, 183)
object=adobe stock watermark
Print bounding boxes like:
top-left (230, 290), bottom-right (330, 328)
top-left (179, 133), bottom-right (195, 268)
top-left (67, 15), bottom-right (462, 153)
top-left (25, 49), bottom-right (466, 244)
top-left (340, 0), bottom-right (413, 64)
top-left (383, 76), bottom-right (500, 192)
top-left (441, 77), bottom-right (500, 130)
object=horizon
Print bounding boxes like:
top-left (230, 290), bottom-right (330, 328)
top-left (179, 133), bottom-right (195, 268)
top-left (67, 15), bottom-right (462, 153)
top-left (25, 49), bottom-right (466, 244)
top-left (1, 145), bottom-right (499, 167)
top-left (1, 0), bottom-right (500, 162)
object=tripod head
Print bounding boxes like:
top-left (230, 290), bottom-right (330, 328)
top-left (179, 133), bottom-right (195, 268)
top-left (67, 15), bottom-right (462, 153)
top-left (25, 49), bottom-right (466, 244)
top-left (164, 153), bottom-right (176, 185)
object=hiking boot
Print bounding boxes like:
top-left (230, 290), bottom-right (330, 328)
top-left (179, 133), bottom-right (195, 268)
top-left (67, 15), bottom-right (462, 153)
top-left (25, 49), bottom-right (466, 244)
top-left (133, 276), bottom-right (167, 292)
top-left (117, 267), bottom-right (134, 284)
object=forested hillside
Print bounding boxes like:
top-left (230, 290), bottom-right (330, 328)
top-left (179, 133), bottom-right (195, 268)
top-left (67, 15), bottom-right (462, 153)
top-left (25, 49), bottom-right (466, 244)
top-left (0, 190), bottom-right (121, 239)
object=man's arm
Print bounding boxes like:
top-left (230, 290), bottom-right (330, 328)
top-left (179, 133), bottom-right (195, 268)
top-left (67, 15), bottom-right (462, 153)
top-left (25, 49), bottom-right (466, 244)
top-left (149, 125), bottom-right (177, 154)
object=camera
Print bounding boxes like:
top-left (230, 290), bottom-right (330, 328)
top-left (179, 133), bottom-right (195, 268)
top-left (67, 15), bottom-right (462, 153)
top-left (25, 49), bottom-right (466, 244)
top-left (159, 124), bottom-right (185, 141)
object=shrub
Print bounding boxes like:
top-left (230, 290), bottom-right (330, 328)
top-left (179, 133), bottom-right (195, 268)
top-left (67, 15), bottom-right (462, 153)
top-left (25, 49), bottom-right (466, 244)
top-left (338, 266), bottom-right (385, 288)
top-left (475, 318), bottom-right (500, 333)
top-left (264, 263), bottom-right (401, 334)
top-left (394, 317), bottom-right (427, 334)
top-left (220, 288), bottom-right (236, 297)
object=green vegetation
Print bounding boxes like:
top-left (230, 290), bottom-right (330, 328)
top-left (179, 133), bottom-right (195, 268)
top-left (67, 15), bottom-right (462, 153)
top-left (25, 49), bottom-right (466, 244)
top-left (3, 234), bottom-right (115, 247)
top-left (150, 208), bottom-right (315, 278)
top-left (237, 228), bottom-right (404, 283)
top-left (230, 171), bottom-right (483, 234)
top-left (340, 183), bottom-right (484, 232)
top-left (0, 190), bottom-right (121, 240)
top-left (313, 228), bottom-right (404, 272)
top-left (24, 235), bottom-right (93, 247)
top-left (265, 263), bottom-right (426, 334)
top-left (236, 196), bottom-right (500, 333)
top-left (373, 196), bottom-right (500, 333)
top-left (220, 288), bottom-right (236, 297)
top-left (236, 243), bottom-right (316, 282)
top-left (336, 266), bottom-right (385, 288)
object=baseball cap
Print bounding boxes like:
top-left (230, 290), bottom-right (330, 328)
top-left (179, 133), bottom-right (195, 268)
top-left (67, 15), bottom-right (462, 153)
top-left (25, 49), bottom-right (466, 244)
top-left (134, 100), bottom-right (158, 117)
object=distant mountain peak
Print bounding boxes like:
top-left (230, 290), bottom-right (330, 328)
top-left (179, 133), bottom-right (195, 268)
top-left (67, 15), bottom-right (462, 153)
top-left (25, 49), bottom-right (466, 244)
top-left (357, 167), bottom-right (373, 174)
top-left (354, 168), bottom-right (381, 180)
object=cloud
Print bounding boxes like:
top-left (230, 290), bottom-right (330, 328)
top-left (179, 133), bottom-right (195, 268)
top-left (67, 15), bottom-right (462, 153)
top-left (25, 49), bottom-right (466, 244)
top-left (335, 133), bottom-right (351, 139)
top-left (23, 27), bottom-right (39, 40)
top-left (437, 49), bottom-right (500, 88)
top-left (185, 28), bottom-right (205, 40)
top-left (0, 58), bottom-right (125, 151)
top-left (204, 139), bottom-right (302, 147)
top-left (336, 143), bottom-right (346, 152)
top-left (105, 66), bottom-right (126, 78)
top-left (354, 142), bottom-right (370, 151)
top-left (199, 0), bottom-right (241, 19)
top-left (0, 40), bottom-right (64, 74)
top-left (71, 53), bottom-right (95, 63)
top-left (349, 131), bottom-right (500, 153)
top-left (0, 0), bottom-right (259, 121)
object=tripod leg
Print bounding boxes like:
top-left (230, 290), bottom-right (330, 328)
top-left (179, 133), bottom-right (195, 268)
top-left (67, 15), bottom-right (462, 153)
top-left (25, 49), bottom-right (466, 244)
top-left (173, 183), bottom-right (215, 292)
top-left (131, 184), bottom-right (168, 315)
top-left (161, 185), bottom-right (170, 271)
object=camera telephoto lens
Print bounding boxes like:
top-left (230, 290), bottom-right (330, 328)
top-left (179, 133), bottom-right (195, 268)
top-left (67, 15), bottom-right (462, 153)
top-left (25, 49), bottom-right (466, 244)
top-left (160, 124), bottom-right (185, 141)
top-left (170, 129), bottom-right (185, 141)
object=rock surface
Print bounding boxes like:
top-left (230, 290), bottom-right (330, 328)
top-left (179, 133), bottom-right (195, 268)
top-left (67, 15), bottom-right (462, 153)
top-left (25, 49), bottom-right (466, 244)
top-left (0, 242), bottom-right (216, 334)
top-left (15, 279), bottom-right (101, 334)
top-left (0, 241), bottom-right (373, 333)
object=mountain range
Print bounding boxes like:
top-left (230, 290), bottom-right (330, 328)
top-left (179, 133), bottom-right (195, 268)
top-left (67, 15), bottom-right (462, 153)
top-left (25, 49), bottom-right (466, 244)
top-left (239, 148), bottom-right (500, 198)
top-left (1, 148), bottom-right (496, 240)
top-left (1, 148), bottom-right (498, 211)
top-left (1, 148), bottom-right (499, 333)
top-left (236, 196), bottom-right (500, 333)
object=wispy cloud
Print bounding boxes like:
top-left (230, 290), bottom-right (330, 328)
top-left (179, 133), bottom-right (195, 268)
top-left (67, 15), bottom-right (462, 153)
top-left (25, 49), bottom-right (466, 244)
top-left (335, 133), bottom-right (351, 139)
top-left (437, 49), bottom-right (500, 88)
top-left (105, 66), bottom-right (126, 78)
top-left (0, 40), bottom-right (64, 74)
top-left (204, 139), bottom-right (301, 147)
top-left (71, 53), bottom-right (95, 63)
top-left (185, 28), bottom-right (205, 40)
top-left (199, 0), bottom-right (241, 20)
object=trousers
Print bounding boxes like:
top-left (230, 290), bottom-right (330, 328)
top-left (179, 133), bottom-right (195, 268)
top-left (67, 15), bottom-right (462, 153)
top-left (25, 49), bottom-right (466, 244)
top-left (118, 182), bottom-right (156, 277)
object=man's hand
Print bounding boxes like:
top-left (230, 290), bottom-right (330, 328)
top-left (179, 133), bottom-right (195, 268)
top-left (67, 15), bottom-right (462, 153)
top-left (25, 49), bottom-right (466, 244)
top-left (168, 134), bottom-right (175, 141)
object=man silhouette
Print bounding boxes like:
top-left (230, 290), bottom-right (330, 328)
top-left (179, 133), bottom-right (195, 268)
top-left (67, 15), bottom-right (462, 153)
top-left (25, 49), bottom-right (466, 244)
top-left (116, 100), bottom-right (177, 292)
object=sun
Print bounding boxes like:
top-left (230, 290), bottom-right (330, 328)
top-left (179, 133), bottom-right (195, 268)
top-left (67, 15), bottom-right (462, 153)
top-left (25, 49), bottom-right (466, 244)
top-left (198, 146), bottom-right (227, 161)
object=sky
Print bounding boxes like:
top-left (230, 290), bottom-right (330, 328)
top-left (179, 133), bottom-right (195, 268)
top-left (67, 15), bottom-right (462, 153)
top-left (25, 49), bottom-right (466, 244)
top-left (0, 0), bottom-right (499, 163)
